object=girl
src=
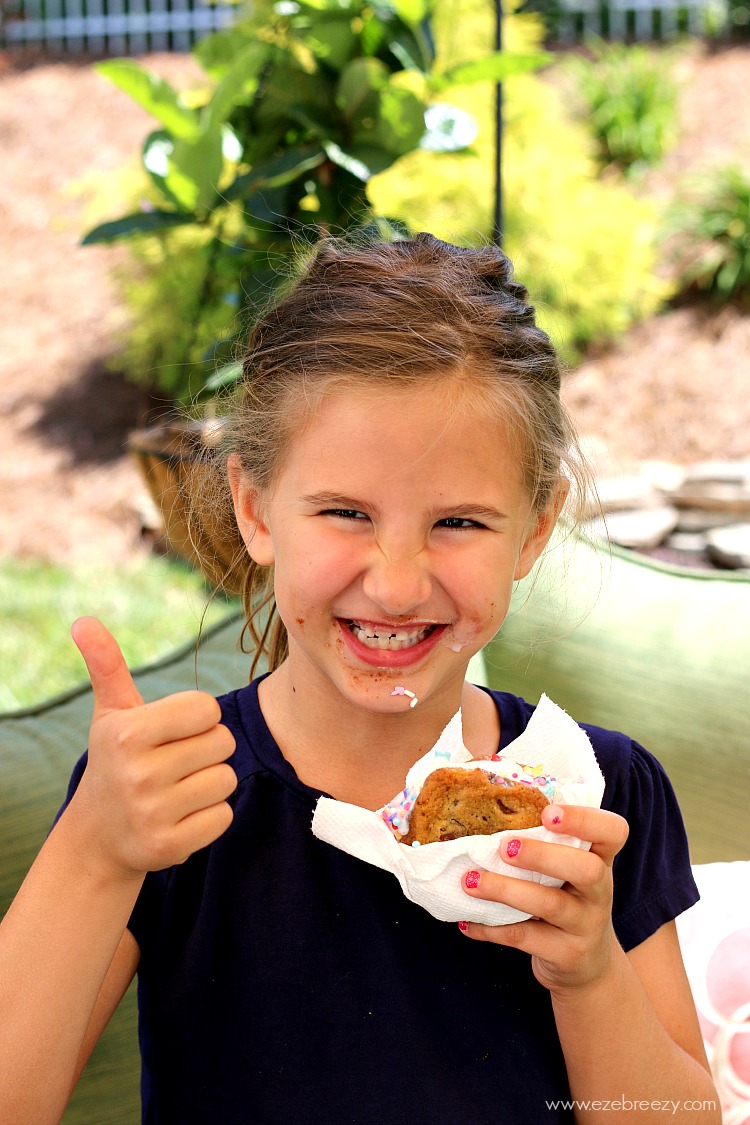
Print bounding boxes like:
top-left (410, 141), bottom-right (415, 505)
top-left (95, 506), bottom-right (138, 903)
top-left (0, 235), bottom-right (718, 1124)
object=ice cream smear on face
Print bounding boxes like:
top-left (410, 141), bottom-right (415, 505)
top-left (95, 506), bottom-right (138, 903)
top-left (442, 625), bottom-right (478, 653)
top-left (391, 686), bottom-right (418, 708)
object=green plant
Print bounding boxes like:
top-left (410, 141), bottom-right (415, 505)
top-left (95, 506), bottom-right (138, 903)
top-left (664, 162), bottom-right (750, 302)
top-left (565, 39), bottom-right (680, 175)
top-left (83, 0), bottom-right (547, 407)
top-left (370, 6), bottom-right (668, 361)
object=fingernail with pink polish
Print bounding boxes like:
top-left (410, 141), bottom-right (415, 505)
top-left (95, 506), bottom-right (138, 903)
top-left (547, 805), bottom-right (563, 825)
top-left (464, 870), bottom-right (480, 889)
top-left (505, 838), bottom-right (521, 859)
top-left (458, 920), bottom-right (469, 932)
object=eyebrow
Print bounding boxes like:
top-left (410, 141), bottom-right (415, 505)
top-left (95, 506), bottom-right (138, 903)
top-left (300, 491), bottom-right (370, 509)
top-left (300, 492), bottom-right (510, 523)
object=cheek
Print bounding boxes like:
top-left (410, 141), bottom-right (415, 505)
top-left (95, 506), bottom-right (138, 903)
top-left (274, 540), bottom-right (361, 611)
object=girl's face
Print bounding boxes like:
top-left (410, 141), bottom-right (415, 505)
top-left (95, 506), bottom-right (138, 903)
top-left (231, 382), bottom-right (560, 717)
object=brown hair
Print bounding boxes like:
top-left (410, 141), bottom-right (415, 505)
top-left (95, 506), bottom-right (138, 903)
top-left (210, 233), bottom-right (590, 675)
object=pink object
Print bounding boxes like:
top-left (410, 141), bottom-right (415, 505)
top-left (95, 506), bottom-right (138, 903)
top-left (676, 862), bottom-right (750, 1123)
top-left (505, 838), bottom-right (522, 859)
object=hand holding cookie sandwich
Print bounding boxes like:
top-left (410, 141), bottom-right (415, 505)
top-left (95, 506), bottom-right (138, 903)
top-left (312, 694), bottom-right (606, 927)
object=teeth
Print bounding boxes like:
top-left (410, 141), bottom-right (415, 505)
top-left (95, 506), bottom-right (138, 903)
top-left (350, 622), bottom-right (433, 651)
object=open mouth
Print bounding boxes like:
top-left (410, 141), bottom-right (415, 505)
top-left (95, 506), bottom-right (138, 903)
top-left (346, 620), bottom-right (439, 652)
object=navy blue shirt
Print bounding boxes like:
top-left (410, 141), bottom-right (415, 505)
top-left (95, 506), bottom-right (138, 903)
top-left (63, 682), bottom-right (698, 1124)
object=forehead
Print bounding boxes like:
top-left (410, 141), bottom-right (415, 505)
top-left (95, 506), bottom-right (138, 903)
top-left (276, 382), bottom-right (529, 500)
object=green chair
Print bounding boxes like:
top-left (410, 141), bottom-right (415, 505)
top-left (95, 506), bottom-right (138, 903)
top-left (470, 537), bottom-right (750, 863)
top-left (2, 540), bottom-right (749, 1121)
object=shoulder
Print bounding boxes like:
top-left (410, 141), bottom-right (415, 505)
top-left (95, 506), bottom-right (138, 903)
top-left (487, 687), bottom-right (641, 793)
top-left (215, 679), bottom-right (272, 785)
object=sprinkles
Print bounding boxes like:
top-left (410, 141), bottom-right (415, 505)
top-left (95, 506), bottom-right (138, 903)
top-left (391, 686), bottom-right (419, 709)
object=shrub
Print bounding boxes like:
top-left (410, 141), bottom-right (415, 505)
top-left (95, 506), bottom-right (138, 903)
top-left (369, 5), bottom-right (668, 361)
top-left (564, 39), bottom-right (681, 175)
top-left (83, 0), bottom-right (547, 406)
top-left (664, 162), bottom-right (750, 302)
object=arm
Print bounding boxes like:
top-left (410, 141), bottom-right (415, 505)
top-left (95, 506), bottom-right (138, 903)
top-left (459, 804), bottom-right (720, 1124)
top-left (0, 810), bottom-right (143, 1125)
top-left (0, 618), bottom-right (237, 1124)
top-left (551, 920), bottom-right (717, 1121)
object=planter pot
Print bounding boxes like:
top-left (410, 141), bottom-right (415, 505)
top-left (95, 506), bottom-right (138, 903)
top-left (128, 419), bottom-right (249, 596)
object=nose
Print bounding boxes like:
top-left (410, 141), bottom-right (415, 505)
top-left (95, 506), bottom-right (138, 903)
top-left (361, 543), bottom-right (433, 617)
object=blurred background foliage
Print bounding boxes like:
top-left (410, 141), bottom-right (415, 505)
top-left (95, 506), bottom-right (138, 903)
top-left (369, 0), bottom-right (670, 360)
top-left (7, 0), bottom-right (750, 708)
top-left (81, 0), bottom-right (685, 396)
top-left (0, 557), bottom-right (237, 711)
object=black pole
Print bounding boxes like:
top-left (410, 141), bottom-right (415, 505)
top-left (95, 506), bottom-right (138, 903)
top-left (492, 0), bottom-right (503, 248)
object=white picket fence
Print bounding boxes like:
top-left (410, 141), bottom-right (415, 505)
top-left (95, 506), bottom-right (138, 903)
top-left (0, 0), bottom-right (732, 53)
top-left (0, 0), bottom-right (234, 52)
top-left (554, 0), bottom-right (729, 41)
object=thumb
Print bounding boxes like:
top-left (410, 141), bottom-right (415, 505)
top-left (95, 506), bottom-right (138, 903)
top-left (71, 616), bottom-right (144, 714)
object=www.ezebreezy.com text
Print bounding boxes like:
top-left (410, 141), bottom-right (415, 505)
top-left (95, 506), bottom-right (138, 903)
top-left (545, 1098), bottom-right (718, 1114)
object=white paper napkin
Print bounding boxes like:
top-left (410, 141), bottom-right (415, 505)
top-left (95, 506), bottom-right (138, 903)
top-left (311, 695), bottom-right (605, 925)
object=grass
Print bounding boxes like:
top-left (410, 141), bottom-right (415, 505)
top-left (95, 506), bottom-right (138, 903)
top-left (0, 554), bottom-right (240, 712)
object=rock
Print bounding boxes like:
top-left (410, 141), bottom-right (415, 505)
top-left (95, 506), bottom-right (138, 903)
top-left (584, 505), bottom-right (680, 550)
top-left (664, 531), bottom-right (711, 567)
top-left (674, 479), bottom-right (750, 514)
top-left (675, 460), bottom-right (750, 514)
top-left (667, 531), bottom-right (709, 555)
top-left (640, 460), bottom-right (687, 495)
top-left (675, 508), bottom-right (743, 533)
top-left (705, 523), bottom-right (750, 570)
top-left (684, 460), bottom-right (750, 484)
top-left (595, 475), bottom-right (662, 513)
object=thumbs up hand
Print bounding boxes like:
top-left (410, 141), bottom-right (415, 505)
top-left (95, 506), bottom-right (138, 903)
top-left (69, 617), bottom-right (237, 879)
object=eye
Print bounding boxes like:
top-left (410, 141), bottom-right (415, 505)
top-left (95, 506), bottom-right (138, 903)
top-left (323, 508), bottom-right (369, 521)
top-left (436, 516), bottom-right (485, 530)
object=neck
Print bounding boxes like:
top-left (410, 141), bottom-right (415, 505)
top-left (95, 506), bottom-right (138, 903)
top-left (256, 663), bottom-right (500, 809)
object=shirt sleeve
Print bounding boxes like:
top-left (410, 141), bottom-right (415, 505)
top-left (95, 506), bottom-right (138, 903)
top-left (604, 738), bottom-right (699, 951)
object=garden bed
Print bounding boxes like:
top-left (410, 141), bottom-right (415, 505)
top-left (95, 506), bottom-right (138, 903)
top-left (1, 42), bottom-right (749, 567)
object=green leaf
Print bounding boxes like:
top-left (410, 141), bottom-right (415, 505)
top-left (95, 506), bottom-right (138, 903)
top-left (371, 84), bottom-right (426, 155)
top-left (337, 57), bottom-right (388, 120)
top-left (81, 210), bottom-right (194, 245)
top-left (432, 51), bottom-right (550, 92)
top-left (203, 42), bottom-right (269, 132)
top-left (305, 17), bottom-right (358, 70)
top-left (323, 140), bottom-right (373, 181)
top-left (143, 127), bottom-right (225, 213)
top-left (223, 146), bottom-right (327, 202)
top-left (202, 360), bottom-right (243, 394)
top-left (193, 27), bottom-right (257, 80)
top-left (96, 59), bottom-right (200, 140)
top-left (387, 0), bottom-right (431, 27)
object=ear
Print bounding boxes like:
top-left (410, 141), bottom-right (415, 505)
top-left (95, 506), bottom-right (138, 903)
top-left (514, 479), bottom-right (569, 581)
top-left (227, 453), bottom-right (275, 566)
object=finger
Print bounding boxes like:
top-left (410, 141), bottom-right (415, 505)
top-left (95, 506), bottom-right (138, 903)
top-left (170, 802), bottom-right (235, 864)
top-left (459, 916), bottom-right (549, 953)
top-left (114, 691), bottom-right (226, 750)
top-left (541, 804), bottom-right (629, 863)
top-left (72, 616), bottom-right (143, 714)
top-left (462, 867), bottom-right (584, 932)
top-left (160, 725), bottom-right (236, 781)
top-left (492, 834), bottom-right (607, 900)
top-left (172, 761), bottom-right (238, 822)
